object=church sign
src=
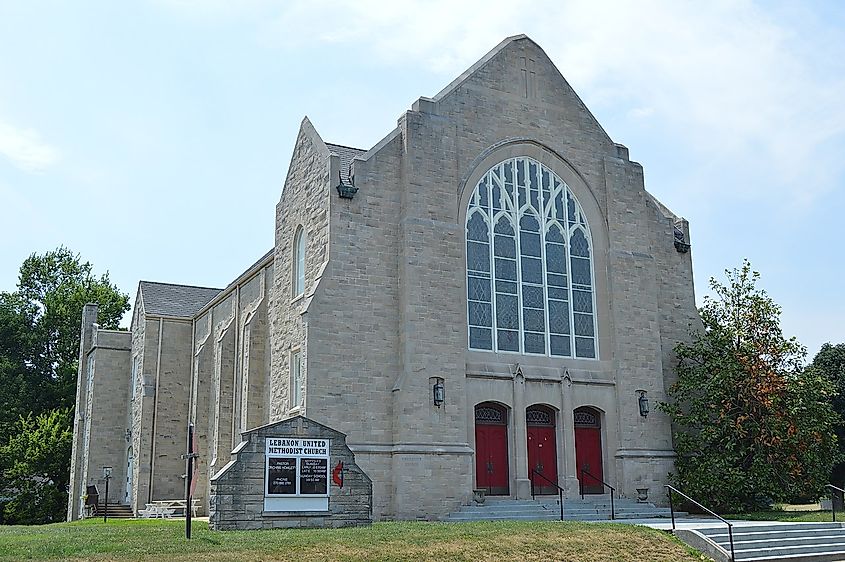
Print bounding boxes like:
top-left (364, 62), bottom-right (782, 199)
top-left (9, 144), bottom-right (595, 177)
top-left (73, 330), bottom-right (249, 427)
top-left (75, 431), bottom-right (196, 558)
top-left (209, 415), bottom-right (372, 529)
top-left (265, 437), bottom-right (329, 511)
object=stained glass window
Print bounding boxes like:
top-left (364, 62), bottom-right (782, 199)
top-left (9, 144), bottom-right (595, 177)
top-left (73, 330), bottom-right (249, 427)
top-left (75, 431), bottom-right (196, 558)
top-left (465, 157), bottom-right (597, 358)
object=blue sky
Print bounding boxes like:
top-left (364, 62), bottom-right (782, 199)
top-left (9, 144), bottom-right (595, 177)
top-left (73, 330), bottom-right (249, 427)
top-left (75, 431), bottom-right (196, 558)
top-left (0, 1), bottom-right (843, 359)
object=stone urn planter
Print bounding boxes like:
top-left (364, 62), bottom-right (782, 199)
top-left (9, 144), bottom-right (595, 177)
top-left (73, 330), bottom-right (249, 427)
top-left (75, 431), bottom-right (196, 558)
top-left (636, 487), bottom-right (649, 503)
top-left (473, 489), bottom-right (487, 504)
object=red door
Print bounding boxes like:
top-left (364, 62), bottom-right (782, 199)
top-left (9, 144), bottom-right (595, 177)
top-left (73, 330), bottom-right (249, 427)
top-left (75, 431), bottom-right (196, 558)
top-left (527, 405), bottom-right (558, 495)
top-left (527, 426), bottom-right (558, 494)
top-left (475, 404), bottom-right (509, 495)
top-left (574, 408), bottom-right (604, 494)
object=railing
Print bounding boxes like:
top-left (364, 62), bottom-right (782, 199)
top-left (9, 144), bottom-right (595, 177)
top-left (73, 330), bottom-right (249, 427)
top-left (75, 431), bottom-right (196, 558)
top-left (579, 468), bottom-right (615, 520)
top-left (666, 485), bottom-right (735, 562)
top-left (826, 484), bottom-right (845, 522)
top-left (530, 468), bottom-right (565, 521)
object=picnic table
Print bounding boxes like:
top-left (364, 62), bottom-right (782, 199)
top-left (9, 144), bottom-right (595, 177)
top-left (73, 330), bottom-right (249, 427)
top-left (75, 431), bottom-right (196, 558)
top-left (139, 499), bottom-right (200, 518)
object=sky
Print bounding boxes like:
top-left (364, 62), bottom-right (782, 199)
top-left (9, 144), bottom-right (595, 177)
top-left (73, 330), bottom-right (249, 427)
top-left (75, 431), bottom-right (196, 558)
top-left (0, 1), bottom-right (843, 359)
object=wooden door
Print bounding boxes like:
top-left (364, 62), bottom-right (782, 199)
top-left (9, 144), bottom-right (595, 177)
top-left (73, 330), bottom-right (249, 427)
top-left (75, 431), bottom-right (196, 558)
top-left (574, 408), bottom-right (604, 494)
top-left (475, 404), bottom-right (509, 495)
top-left (527, 405), bottom-right (558, 495)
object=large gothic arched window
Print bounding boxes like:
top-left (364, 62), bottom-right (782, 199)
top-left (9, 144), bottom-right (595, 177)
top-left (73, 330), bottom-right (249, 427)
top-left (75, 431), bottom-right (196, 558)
top-left (466, 157), bottom-right (597, 358)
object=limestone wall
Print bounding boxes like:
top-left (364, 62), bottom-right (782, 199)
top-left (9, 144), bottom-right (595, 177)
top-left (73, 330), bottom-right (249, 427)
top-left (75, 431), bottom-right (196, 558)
top-left (269, 118), bottom-right (332, 425)
top-left (278, 36), bottom-right (698, 516)
top-left (82, 329), bottom-right (132, 508)
top-left (190, 258), bottom-right (273, 515)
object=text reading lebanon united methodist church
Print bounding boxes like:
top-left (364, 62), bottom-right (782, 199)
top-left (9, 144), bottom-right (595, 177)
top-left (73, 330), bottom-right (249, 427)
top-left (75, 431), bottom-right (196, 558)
top-left (67, 34), bottom-right (699, 521)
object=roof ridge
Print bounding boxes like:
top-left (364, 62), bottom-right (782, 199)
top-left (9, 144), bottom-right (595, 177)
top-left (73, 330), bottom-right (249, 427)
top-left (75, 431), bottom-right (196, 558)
top-left (325, 142), bottom-right (366, 152)
top-left (139, 280), bottom-right (223, 291)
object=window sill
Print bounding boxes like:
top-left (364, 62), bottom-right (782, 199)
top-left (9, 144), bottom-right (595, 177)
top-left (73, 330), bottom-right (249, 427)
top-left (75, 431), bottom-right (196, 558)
top-left (290, 293), bottom-right (305, 306)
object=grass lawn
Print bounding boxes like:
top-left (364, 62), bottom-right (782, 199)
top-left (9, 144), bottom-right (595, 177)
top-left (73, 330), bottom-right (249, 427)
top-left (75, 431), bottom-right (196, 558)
top-left (0, 519), bottom-right (711, 562)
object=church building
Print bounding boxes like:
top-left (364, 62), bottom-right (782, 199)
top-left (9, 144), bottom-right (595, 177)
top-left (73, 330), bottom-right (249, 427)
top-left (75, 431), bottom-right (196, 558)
top-left (67, 35), bottom-right (699, 521)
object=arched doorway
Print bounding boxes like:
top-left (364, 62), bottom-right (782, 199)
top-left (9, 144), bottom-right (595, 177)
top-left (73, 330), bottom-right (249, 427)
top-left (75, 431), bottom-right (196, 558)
top-left (474, 402), bottom-right (509, 495)
top-left (574, 407), bottom-right (604, 494)
top-left (527, 405), bottom-right (558, 494)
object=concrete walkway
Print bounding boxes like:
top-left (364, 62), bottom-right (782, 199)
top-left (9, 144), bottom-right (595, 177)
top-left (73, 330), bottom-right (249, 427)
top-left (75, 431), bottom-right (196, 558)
top-left (595, 516), bottom-right (827, 531)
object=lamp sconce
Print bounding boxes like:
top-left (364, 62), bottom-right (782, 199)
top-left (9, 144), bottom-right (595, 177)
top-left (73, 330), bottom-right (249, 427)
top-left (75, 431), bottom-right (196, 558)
top-left (637, 390), bottom-right (649, 418)
top-left (336, 183), bottom-right (359, 199)
top-left (432, 377), bottom-right (445, 407)
top-left (102, 466), bottom-right (113, 479)
top-left (124, 428), bottom-right (131, 442)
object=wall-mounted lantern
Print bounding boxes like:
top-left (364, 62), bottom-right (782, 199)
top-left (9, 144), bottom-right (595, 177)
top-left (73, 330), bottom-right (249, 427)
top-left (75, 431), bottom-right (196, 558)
top-left (637, 390), bottom-right (649, 418)
top-left (124, 428), bottom-right (131, 442)
top-left (433, 378), bottom-right (445, 407)
top-left (336, 183), bottom-right (359, 199)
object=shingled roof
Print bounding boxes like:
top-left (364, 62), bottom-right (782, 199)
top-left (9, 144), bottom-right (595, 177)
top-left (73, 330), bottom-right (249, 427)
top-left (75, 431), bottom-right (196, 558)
top-left (138, 281), bottom-right (222, 318)
top-left (326, 143), bottom-right (365, 184)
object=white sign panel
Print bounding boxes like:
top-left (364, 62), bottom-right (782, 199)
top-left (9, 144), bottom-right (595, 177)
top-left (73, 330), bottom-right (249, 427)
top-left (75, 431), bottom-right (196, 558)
top-left (264, 437), bottom-right (330, 512)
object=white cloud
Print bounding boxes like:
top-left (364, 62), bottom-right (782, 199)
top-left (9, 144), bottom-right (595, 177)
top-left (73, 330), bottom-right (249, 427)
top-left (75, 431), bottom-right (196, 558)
top-left (280, 1), bottom-right (845, 204)
top-left (153, 0), bottom-right (845, 208)
top-left (0, 120), bottom-right (60, 172)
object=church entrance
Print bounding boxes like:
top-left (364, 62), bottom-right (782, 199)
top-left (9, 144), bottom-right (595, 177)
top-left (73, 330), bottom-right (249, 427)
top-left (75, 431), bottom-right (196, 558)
top-left (474, 402), bottom-right (509, 495)
top-left (574, 407), bottom-right (604, 494)
top-left (526, 405), bottom-right (558, 494)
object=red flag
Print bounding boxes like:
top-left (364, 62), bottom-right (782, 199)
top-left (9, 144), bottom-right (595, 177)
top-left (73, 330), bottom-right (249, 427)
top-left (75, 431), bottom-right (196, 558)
top-left (332, 461), bottom-right (344, 488)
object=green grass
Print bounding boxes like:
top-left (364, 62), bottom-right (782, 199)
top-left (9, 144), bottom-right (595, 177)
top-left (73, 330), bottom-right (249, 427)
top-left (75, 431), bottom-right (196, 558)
top-left (0, 519), bottom-right (711, 562)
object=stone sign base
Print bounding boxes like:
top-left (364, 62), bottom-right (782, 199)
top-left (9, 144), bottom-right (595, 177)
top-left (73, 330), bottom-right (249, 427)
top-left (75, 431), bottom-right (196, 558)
top-left (209, 415), bottom-right (372, 530)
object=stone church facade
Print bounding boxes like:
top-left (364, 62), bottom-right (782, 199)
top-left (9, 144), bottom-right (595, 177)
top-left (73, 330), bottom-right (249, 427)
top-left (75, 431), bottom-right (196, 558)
top-left (68, 35), bottom-right (699, 522)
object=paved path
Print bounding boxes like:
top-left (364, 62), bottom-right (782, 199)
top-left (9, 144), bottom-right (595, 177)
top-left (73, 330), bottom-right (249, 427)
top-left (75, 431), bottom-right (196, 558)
top-left (594, 517), bottom-right (825, 531)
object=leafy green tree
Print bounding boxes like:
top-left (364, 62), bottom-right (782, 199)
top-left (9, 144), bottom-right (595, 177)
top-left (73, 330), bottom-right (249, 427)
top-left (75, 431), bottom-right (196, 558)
top-left (0, 247), bottom-right (129, 438)
top-left (660, 260), bottom-right (839, 512)
top-left (810, 343), bottom-right (845, 483)
top-left (0, 247), bottom-right (129, 523)
top-left (0, 409), bottom-right (73, 525)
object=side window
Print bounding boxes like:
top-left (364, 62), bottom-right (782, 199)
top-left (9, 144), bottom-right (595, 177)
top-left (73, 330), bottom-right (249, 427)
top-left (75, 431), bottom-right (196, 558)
top-left (130, 355), bottom-right (139, 399)
top-left (292, 227), bottom-right (306, 297)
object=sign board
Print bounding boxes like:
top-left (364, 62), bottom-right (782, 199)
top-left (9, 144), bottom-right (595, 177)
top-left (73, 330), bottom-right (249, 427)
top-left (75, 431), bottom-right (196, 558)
top-left (264, 437), bottom-right (330, 512)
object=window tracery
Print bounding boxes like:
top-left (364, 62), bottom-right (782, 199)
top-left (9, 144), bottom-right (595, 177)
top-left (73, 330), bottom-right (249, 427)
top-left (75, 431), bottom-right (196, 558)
top-left (466, 157), bottom-right (597, 358)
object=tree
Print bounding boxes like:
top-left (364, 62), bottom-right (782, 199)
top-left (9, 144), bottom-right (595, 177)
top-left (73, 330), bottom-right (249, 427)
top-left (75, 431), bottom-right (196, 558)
top-left (0, 247), bottom-right (129, 438)
top-left (0, 247), bottom-right (129, 523)
top-left (660, 260), bottom-right (839, 512)
top-left (0, 409), bottom-right (73, 525)
top-left (810, 342), bottom-right (845, 483)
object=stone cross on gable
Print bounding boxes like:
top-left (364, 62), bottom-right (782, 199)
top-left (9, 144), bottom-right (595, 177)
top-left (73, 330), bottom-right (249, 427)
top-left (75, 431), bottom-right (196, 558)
top-left (294, 417), bottom-right (306, 435)
top-left (520, 57), bottom-right (536, 99)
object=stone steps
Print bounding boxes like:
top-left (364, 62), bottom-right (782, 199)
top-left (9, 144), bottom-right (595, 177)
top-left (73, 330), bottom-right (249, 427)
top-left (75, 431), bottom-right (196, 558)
top-left (677, 522), bottom-right (845, 561)
top-left (95, 503), bottom-right (134, 519)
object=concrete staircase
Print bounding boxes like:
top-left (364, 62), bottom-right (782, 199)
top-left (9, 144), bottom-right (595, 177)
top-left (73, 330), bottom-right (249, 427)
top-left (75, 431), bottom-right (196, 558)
top-left (446, 496), bottom-right (680, 522)
top-left (677, 522), bottom-right (845, 561)
top-left (95, 503), bottom-right (134, 519)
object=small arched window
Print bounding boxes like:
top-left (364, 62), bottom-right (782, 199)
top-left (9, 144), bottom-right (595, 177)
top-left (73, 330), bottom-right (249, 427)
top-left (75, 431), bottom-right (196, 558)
top-left (465, 157), bottom-right (597, 358)
top-left (293, 227), bottom-right (305, 297)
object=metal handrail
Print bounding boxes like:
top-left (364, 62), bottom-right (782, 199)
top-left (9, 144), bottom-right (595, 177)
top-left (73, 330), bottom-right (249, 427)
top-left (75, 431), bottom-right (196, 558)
top-left (530, 468), bottom-right (564, 521)
top-left (578, 468), bottom-right (615, 520)
top-left (826, 484), bottom-right (845, 522)
top-left (665, 485), bottom-right (734, 562)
